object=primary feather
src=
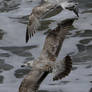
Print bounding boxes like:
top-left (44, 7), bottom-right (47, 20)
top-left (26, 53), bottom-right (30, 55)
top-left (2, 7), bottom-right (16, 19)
top-left (53, 55), bottom-right (72, 81)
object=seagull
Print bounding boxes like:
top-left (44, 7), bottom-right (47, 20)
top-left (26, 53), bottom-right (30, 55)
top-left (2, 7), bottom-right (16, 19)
top-left (26, 0), bottom-right (79, 43)
top-left (21, 55), bottom-right (72, 81)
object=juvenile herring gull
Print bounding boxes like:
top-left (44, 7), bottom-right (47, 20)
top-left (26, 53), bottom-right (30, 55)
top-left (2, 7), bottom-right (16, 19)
top-left (26, 0), bottom-right (79, 42)
top-left (19, 18), bottom-right (76, 92)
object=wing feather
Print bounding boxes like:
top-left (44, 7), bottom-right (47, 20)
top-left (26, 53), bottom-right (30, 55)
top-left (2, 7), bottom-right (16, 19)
top-left (26, 14), bottom-right (40, 43)
top-left (26, 27), bottom-right (29, 43)
top-left (26, 2), bottom-right (56, 42)
top-left (53, 55), bottom-right (72, 81)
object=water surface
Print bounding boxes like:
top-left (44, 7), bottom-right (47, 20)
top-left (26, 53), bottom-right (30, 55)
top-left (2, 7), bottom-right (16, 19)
top-left (0, 0), bottom-right (92, 92)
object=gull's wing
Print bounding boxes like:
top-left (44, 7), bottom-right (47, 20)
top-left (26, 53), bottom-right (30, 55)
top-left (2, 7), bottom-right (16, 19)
top-left (26, 3), bottom-right (56, 43)
top-left (53, 55), bottom-right (72, 81)
top-left (26, 14), bottom-right (40, 43)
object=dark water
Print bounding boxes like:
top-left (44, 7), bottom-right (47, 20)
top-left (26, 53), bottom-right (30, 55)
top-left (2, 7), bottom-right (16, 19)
top-left (0, 0), bottom-right (92, 92)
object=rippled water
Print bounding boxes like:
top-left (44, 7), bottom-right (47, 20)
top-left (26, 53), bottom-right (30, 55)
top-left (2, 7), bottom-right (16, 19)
top-left (0, 0), bottom-right (92, 92)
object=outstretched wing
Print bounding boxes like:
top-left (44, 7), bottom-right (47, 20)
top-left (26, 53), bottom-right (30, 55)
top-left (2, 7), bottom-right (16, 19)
top-left (53, 55), bottom-right (72, 81)
top-left (26, 14), bottom-right (40, 43)
top-left (26, 2), bottom-right (57, 43)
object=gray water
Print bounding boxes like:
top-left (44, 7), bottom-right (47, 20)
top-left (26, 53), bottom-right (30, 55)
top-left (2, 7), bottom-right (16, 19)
top-left (0, 0), bottom-right (92, 92)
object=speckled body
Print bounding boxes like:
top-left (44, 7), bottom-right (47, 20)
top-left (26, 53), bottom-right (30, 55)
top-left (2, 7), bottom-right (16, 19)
top-left (19, 18), bottom-right (75, 92)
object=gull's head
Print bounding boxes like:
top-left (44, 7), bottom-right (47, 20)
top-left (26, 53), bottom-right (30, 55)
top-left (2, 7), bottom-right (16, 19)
top-left (60, 1), bottom-right (79, 17)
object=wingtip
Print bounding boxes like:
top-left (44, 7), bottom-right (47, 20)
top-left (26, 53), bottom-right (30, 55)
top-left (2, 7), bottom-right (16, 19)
top-left (53, 55), bottom-right (72, 81)
top-left (26, 27), bottom-right (29, 43)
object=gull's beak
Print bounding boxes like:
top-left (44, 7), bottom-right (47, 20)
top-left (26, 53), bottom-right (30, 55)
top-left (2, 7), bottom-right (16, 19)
top-left (72, 6), bottom-right (79, 17)
top-left (65, 3), bottom-right (79, 17)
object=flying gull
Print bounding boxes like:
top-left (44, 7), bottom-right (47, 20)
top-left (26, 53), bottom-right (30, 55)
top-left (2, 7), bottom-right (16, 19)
top-left (21, 55), bottom-right (72, 81)
top-left (26, 0), bottom-right (79, 42)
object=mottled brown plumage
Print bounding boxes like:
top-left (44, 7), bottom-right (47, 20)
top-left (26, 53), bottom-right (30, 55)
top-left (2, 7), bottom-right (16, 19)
top-left (19, 18), bottom-right (76, 92)
top-left (53, 55), bottom-right (72, 81)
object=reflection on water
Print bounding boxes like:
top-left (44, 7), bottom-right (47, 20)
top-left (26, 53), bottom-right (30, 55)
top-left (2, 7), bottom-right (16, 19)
top-left (72, 29), bottom-right (92, 37)
top-left (0, 59), bottom-right (14, 71)
top-left (0, 53), bottom-right (10, 57)
top-left (79, 0), bottom-right (92, 9)
top-left (0, 45), bottom-right (37, 57)
top-left (80, 38), bottom-right (92, 44)
top-left (0, 75), bottom-right (4, 84)
top-left (9, 15), bottom-right (29, 24)
top-left (14, 68), bottom-right (31, 78)
top-left (0, 0), bottom-right (92, 92)
top-left (0, 29), bottom-right (5, 40)
top-left (0, 0), bottom-right (20, 12)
